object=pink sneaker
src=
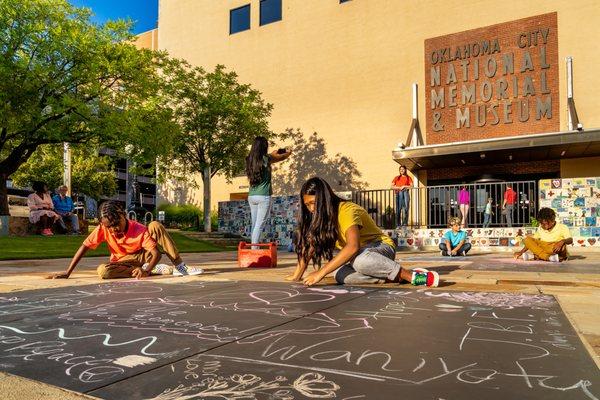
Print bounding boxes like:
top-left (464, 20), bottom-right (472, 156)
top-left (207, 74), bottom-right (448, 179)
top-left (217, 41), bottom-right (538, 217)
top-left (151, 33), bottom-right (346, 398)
top-left (41, 228), bottom-right (53, 236)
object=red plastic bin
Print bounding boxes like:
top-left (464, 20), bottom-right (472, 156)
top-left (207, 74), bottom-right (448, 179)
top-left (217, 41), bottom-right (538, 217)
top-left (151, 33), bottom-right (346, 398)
top-left (237, 242), bottom-right (277, 268)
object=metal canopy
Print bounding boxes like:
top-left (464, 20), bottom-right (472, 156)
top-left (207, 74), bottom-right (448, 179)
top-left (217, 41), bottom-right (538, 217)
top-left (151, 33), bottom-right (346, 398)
top-left (392, 128), bottom-right (600, 170)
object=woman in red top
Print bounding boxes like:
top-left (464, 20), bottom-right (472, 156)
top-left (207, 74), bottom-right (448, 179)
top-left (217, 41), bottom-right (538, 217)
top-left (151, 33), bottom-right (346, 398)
top-left (391, 165), bottom-right (413, 227)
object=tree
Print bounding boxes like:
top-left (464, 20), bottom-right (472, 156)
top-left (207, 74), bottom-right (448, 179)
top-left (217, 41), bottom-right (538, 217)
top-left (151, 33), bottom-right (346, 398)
top-left (164, 63), bottom-right (287, 231)
top-left (0, 0), bottom-right (178, 215)
top-left (10, 144), bottom-right (117, 200)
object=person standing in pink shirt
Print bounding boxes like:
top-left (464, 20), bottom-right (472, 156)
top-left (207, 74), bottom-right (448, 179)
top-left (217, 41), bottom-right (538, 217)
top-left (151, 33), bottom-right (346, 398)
top-left (457, 184), bottom-right (470, 228)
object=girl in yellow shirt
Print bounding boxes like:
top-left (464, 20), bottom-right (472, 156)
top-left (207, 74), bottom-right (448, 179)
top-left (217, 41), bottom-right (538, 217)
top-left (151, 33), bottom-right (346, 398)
top-left (286, 177), bottom-right (439, 287)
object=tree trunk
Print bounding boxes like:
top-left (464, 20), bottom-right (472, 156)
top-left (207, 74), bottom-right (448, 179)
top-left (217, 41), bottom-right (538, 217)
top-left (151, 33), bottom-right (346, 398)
top-left (0, 173), bottom-right (9, 216)
top-left (202, 166), bottom-right (211, 232)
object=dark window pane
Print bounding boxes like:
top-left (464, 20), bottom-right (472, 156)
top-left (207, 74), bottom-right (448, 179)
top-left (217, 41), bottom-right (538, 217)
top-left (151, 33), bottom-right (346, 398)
top-left (340, 0), bottom-right (352, 3)
top-left (230, 4), bottom-right (250, 35)
top-left (260, 0), bottom-right (282, 26)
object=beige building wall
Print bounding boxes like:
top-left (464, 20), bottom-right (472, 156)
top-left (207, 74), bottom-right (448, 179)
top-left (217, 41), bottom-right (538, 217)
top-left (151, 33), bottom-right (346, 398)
top-left (561, 156), bottom-right (600, 178)
top-left (134, 29), bottom-right (159, 51)
top-left (155, 0), bottom-right (600, 208)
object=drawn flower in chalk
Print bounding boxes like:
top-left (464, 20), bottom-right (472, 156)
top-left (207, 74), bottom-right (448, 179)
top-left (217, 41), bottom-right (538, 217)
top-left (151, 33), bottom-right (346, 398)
top-left (273, 389), bottom-right (293, 400)
top-left (145, 371), bottom-right (342, 400)
top-left (230, 374), bottom-right (261, 386)
top-left (293, 372), bottom-right (340, 398)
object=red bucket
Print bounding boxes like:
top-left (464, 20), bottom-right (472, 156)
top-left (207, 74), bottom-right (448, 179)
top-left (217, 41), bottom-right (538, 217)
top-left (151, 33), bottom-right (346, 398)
top-left (237, 242), bottom-right (277, 268)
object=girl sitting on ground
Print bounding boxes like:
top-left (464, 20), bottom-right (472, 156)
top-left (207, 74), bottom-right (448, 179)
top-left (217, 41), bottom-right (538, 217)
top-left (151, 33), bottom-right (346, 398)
top-left (27, 181), bottom-right (60, 236)
top-left (286, 177), bottom-right (439, 287)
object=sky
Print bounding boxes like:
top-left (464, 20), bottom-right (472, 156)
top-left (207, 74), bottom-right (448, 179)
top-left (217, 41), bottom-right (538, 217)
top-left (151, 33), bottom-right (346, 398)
top-left (69, 0), bottom-right (159, 34)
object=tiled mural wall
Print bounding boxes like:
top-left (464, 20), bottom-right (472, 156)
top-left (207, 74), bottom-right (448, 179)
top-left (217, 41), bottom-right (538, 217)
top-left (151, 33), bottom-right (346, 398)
top-left (539, 177), bottom-right (600, 247)
top-left (383, 227), bottom-right (539, 250)
top-left (218, 177), bottom-right (600, 249)
top-left (218, 196), bottom-right (299, 247)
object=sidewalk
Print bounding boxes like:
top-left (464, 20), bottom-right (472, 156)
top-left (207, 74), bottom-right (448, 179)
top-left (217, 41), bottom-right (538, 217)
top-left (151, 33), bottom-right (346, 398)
top-left (0, 249), bottom-right (598, 399)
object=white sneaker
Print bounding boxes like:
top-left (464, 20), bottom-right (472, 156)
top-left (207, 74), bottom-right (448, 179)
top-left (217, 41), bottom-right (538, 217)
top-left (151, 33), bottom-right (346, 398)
top-left (548, 254), bottom-right (560, 263)
top-left (173, 263), bottom-right (204, 276)
top-left (150, 264), bottom-right (173, 275)
top-left (522, 252), bottom-right (532, 261)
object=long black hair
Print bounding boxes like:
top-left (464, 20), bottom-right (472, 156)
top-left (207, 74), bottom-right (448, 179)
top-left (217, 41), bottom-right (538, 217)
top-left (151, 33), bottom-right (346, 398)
top-left (294, 177), bottom-right (344, 268)
top-left (31, 181), bottom-right (47, 193)
top-left (245, 136), bottom-right (269, 186)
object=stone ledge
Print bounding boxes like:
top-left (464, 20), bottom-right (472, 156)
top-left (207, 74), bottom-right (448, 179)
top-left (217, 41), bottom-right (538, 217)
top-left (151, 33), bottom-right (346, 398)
top-left (8, 216), bottom-right (89, 236)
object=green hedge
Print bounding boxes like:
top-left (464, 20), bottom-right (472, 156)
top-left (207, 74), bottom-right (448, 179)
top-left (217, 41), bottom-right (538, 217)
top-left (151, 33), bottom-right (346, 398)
top-left (157, 203), bottom-right (218, 230)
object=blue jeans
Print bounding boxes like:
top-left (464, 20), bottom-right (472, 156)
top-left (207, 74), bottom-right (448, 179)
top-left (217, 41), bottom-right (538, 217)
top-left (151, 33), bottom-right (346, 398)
top-left (248, 195), bottom-right (272, 245)
top-left (483, 213), bottom-right (491, 228)
top-left (504, 204), bottom-right (514, 227)
top-left (334, 242), bottom-right (400, 284)
top-left (58, 212), bottom-right (80, 233)
top-left (439, 242), bottom-right (471, 255)
top-left (395, 190), bottom-right (410, 226)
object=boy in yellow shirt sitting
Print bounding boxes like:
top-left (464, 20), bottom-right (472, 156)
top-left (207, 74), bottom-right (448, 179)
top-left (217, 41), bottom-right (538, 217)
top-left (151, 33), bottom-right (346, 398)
top-left (514, 207), bottom-right (573, 262)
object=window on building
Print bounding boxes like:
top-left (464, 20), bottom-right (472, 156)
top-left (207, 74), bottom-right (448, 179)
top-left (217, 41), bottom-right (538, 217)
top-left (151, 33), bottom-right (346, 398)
top-left (340, 0), bottom-right (352, 3)
top-left (260, 0), bottom-right (282, 26)
top-left (230, 4), bottom-right (251, 35)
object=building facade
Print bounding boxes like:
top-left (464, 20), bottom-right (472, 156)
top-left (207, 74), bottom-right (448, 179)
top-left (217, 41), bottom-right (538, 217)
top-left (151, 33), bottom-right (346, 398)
top-left (147, 0), bottom-right (600, 208)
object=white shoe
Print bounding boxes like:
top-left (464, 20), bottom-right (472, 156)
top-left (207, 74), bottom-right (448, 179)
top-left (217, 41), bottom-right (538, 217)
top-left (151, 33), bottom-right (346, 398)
top-left (548, 254), bottom-right (560, 263)
top-left (173, 263), bottom-right (204, 276)
top-left (150, 264), bottom-right (173, 275)
top-left (522, 252), bottom-right (532, 261)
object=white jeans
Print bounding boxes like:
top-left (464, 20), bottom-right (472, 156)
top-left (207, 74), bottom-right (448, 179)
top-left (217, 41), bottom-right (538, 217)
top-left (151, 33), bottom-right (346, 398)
top-left (248, 195), bottom-right (272, 245)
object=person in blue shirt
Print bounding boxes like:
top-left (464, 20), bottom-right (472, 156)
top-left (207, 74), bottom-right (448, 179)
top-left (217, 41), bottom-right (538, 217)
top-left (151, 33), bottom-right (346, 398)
top-left (439, 216), bottom-right (471, 256)
top-left (52, 185), bottom-right (80, 234)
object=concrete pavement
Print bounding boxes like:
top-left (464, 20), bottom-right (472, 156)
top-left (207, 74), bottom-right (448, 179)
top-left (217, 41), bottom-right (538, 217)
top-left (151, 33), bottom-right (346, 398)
top-left (0, 249), bottom-right (598, 398)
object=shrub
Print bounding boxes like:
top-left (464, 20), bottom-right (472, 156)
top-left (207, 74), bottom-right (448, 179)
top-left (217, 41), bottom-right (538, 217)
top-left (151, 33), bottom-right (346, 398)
top-left (157, 204), bottom-right (202, 229)
top-left (157, 204), bottom-right (218, 231)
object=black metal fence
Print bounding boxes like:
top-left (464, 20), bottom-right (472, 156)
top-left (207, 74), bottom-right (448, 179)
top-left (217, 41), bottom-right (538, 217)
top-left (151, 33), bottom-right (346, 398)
top-left (352, 180), bottom-right (537, 229)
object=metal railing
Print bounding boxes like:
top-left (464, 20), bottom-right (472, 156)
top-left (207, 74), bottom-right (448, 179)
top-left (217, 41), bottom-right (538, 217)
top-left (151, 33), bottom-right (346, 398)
top-left (352, 188), bottom-right (423, 229)
top-left (352, 180), bottom-right (537, 228)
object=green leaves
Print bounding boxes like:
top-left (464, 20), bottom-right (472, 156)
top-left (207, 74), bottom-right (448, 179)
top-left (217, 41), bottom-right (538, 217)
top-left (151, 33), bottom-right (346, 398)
top-left (164, 63), bottom-right (277, 181)
top-left (10, 143), bottom-right (117, 200)
top-left (0, 0), bottom-right (177, 214)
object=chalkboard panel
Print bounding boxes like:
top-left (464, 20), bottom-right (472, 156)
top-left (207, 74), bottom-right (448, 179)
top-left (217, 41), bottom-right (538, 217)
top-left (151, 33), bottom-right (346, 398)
top-left (92, 288), bottom-right (600, 400)
top-left (0, 281), bottom-right (372, 391)
top-left (1, 281), bottom-right (598, 399)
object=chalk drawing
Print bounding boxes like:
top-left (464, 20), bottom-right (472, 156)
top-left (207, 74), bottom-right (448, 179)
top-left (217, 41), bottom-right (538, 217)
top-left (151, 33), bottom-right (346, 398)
top-left (308, 287), bottom-right (366, 295)
top-left (425, 291), bottom-right (555, 309)
top-left (113, 355), bottom-right (157, 368)
top-left (145, 372), bottom-right (342, 400)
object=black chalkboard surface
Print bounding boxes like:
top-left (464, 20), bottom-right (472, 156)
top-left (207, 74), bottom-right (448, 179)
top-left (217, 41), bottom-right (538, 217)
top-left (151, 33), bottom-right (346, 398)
top-left (0, 281), bottom-right (598, 399)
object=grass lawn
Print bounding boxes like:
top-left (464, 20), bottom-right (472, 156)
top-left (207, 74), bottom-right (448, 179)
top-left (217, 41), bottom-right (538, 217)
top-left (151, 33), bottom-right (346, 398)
top-left (0, 232), bottom-right (228, 261)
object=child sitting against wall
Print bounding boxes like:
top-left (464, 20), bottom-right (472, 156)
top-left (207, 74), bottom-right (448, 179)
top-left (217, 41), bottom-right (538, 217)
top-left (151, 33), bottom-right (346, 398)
top-left (47, 201), bottom-right (204, 279)
top-left (514, 207), bottom-right (572, 262)
top-left (439, 216), bottom-right (471, 256)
